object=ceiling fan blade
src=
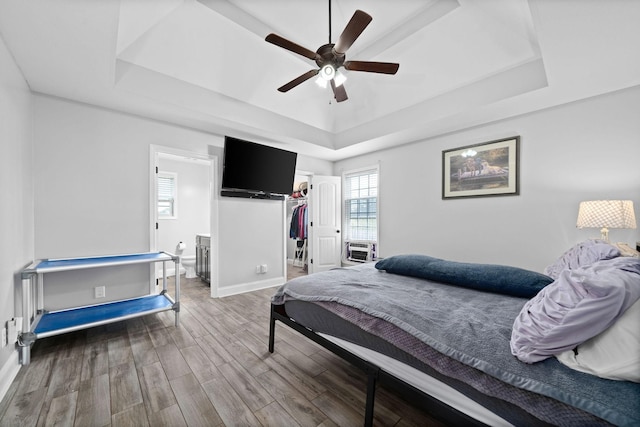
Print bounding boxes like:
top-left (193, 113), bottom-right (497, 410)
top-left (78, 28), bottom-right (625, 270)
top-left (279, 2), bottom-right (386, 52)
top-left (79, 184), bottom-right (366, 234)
top-left (334, 10), bottom-right (372, 55)
top-left (266, 33), bottom-right (320, 61)
top-left (344, 61), bottom-right (399, 74)
top-left (278, 70), bottom-right (319, 92)
top-left (330, 79), bottom-right (348, 102)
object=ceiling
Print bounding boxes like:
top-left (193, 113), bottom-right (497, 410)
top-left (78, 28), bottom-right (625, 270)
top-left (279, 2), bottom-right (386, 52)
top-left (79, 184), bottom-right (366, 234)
top-left (1, 0), bottom-right (639, 161)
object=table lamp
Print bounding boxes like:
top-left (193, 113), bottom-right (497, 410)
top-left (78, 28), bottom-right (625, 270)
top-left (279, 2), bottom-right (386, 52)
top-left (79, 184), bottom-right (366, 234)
top-left (576, 200), bottom-right (636, 242)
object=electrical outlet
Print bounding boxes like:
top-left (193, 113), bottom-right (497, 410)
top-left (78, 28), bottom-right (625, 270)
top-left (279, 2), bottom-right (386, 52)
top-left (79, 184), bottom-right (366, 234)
top-left (1, 326), bottom-right (6, 348)
top-left (255, 265), bottom-right (261, 274)
top-left (7, 319), bottom-right (17, 344)
top-left (94, 286), bottom-right (106, 298)
top-left (260, 264), bottom-right (268, 273)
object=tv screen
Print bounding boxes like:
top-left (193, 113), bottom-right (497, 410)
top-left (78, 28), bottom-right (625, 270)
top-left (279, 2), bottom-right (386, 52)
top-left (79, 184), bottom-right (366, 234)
top-left (221, 136), bottom-right (298, 198)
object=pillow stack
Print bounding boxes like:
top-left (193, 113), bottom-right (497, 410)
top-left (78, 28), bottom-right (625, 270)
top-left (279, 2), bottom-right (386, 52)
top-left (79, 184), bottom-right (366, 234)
top-left (555, 299), bottom-right (640, 382)
top-left (510, 240), bottom-right (640, 383)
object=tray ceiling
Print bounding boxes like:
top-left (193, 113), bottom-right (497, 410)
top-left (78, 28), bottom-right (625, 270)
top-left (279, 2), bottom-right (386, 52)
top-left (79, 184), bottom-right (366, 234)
top-left (1, 0), bottom-right (638, 160)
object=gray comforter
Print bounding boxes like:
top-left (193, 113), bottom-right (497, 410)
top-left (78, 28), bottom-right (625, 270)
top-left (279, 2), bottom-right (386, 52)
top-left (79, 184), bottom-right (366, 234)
top-left (272, 263), bottom-right (640, 426)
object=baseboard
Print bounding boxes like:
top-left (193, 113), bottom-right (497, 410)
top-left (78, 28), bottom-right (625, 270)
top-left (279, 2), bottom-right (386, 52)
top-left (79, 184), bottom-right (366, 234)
top-left (0, 350), bottom-right (20, 404)
top-left (216, 276), bottom-right (285, 298)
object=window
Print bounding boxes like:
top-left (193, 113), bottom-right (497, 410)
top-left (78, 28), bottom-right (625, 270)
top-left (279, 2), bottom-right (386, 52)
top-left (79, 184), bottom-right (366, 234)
top-left (158, 172), bottom-right (177, 219)
top-left (344, 167), bottom-right (378, 241)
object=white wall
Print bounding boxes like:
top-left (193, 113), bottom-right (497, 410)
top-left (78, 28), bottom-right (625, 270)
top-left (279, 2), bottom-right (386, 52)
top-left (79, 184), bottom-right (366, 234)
top-left (218, 196), bottom-right (286, 294)
top-left (157, 156), bottom-right (210, 267)
top-left (0, 35), bottom-right (34, 400)
top-left (334, 87), bottom-right (640, 272)
top-left (31, 95), bottom-right (330, 307)
top-left (214, 152), bottom-right (333, 295)
top-left (296, 155), bottom-right (333, 176)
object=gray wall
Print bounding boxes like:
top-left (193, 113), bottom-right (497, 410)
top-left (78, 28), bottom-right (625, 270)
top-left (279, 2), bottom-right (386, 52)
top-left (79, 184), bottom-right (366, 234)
top-left (334, 87), bottom-right (640, 272)
top-left (0, 35), bottom-right (34, 395)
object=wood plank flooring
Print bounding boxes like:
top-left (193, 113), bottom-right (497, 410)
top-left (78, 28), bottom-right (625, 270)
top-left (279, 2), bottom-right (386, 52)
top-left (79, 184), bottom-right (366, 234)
top-left (0, 275), bottom-right (446, 426)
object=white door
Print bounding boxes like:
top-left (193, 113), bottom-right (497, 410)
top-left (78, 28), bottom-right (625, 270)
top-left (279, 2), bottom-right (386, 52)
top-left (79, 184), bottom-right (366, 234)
top-left (308, 175), bottom-right (341, 274)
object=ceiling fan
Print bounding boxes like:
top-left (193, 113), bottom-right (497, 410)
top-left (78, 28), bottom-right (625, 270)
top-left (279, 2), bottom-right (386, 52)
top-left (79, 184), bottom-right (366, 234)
top-left (265, 1), bottom-right (399, 102)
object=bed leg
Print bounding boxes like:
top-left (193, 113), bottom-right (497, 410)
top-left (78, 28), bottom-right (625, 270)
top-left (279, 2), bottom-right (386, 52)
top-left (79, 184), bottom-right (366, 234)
top-left (268, 306), bottom-right (276, 353)
top-left (364, 369), bottom-right (378, 427)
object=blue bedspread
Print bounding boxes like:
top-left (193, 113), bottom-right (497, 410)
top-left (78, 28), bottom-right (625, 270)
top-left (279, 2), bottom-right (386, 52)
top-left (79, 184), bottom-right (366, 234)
top-left (272, 263), bottom-right (640, 426)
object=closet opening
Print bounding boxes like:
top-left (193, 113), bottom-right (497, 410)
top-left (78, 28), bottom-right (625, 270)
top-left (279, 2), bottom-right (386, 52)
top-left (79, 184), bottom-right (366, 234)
top-left (287, 174), bottom-right (310, 279)
top-left (286, 173), bottom-right (342, 278)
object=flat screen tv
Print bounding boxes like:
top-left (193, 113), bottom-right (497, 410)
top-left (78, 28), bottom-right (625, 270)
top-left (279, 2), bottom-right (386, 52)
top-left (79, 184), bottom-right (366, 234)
top-left (221, 136), bottom-right (298, 199)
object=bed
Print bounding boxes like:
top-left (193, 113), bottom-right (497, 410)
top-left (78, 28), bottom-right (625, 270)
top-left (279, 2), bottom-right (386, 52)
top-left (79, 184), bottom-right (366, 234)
top-left (269, 241), bottom-right (640, 426)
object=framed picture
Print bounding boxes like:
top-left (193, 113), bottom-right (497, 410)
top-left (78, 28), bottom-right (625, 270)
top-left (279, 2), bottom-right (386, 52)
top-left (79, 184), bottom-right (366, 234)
top-left (442, 136), bottom-right (519, 199)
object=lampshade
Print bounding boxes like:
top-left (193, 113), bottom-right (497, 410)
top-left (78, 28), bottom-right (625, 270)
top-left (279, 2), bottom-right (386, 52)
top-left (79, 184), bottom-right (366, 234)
top-left (576, 200), bottom-right (637, 241)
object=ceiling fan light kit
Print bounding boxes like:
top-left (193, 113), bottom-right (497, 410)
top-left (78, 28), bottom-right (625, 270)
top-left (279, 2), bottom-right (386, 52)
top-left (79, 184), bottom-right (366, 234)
top-left (319, 64), bottom-right (336, 81)
top-left (334, 69), bottom-right (347, 87)
top-left (265, 2), bottom-right (399, 103)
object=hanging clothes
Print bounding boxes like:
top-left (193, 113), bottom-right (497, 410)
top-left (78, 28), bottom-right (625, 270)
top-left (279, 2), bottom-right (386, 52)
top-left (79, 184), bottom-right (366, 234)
top-left (290, 203), bottom-right (308, 239)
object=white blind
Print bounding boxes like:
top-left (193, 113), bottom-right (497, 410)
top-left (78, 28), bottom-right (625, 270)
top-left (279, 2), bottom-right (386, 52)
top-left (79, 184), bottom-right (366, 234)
top-left (344, 168), bottom-right (378, 241)
top-left (157, 173), bottom-right (176, 217)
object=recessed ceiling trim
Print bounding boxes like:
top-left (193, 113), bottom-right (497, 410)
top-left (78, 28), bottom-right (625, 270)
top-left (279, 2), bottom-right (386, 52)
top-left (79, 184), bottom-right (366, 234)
top-left (333, 56), bottom-right (548, 149)
top-left (197, 0), bottom-right (273, 38)
top-left (117, 0), bottom-right (183, 55)
top-left (115, 58), bottom-right (335, 149)
top-left (348, 0), bottom-right (460, 59)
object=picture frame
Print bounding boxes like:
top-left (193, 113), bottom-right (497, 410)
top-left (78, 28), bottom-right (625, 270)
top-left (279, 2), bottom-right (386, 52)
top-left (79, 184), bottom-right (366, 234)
top-left (442, 136), bottom-right (519, 199)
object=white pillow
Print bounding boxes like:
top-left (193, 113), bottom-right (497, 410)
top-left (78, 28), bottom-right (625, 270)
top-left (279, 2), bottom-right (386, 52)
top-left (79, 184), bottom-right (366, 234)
top-left (556, 299), bottom-right (640, 382)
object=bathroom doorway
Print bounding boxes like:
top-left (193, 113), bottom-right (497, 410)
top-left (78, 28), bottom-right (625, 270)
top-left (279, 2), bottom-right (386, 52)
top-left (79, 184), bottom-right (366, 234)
top-left (150, 145), bottom-right (218, 297)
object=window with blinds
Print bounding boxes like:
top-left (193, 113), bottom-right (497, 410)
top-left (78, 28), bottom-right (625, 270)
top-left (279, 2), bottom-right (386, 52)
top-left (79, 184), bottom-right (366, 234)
top-left (344, 167), bottom-right (378, 241)
top-left (158, 172), bottom-right (177, 219)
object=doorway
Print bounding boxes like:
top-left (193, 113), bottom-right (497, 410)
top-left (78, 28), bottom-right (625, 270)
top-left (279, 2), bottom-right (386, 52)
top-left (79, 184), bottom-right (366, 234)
top-left (286, 173), bottom-right (342, 279)
top-left (287, 173), bottom-right (309, 278)
top-left (150, 145), bottom-right (219, 298)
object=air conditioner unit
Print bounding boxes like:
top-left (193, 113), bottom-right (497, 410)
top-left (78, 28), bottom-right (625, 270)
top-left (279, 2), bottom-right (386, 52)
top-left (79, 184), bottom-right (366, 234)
top-left (347, 241), bottom-right (376, 263)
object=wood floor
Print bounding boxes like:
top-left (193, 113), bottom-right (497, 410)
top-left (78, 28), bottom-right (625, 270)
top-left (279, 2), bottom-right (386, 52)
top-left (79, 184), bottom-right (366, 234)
top-left (0, 274), bottom-right (445, 427)
top-left (286, 264), bottom-right (307, 280)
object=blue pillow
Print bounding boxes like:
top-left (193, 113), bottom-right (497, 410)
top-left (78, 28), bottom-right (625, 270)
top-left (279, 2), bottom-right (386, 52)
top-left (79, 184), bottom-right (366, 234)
top-left (375, 254), bottom-right (553, 298)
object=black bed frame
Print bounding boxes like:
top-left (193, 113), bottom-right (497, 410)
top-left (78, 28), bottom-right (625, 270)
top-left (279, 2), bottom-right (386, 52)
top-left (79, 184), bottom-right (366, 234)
top-left (269, 303), bottom-right (488, 427)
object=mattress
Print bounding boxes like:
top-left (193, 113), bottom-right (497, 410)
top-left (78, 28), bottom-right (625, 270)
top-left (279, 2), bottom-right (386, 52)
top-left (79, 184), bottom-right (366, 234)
top-left (273, 263), bottom-right (639, 426)
top-left (319, 333), bottom-right (514, 426)
top-left (284, 299), bottom-right (601, 426)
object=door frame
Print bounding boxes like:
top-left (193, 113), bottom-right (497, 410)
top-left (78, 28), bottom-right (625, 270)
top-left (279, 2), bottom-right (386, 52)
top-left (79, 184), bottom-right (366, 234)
top-left (149, 145), bottom-right (219, 298)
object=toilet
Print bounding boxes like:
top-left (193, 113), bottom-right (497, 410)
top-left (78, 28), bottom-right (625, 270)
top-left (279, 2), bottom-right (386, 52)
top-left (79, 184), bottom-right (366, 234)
top-left (181, 256), bottom-right (197, 279)
top-left (175, 242), bottom-right (197, 279)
